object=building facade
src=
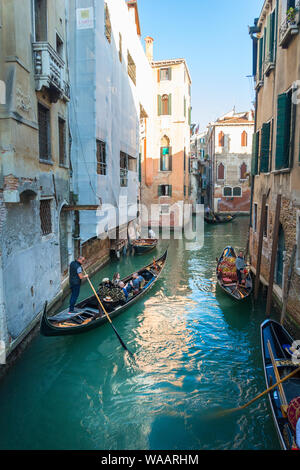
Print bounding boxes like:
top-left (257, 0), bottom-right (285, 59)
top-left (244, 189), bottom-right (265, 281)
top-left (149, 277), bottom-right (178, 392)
top-left (206, 110), bottom-right (254, 214)
top-left (140, 38), bottom-right (192, 228)
top-left (249, 0), bottom-right (300, 326)
top-left (0, 0), bottom-right (71, 353)
top-left (68, 0), bottom-right (154, 258)
top-left (190, 130), bottom-right (209, 210)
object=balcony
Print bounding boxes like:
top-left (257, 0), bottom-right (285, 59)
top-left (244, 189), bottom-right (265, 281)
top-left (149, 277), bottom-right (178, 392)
top-left (32, 42), bottom-right (70, 102)
top-left (279, 1), bottom-right (300, 48)
top-left (263, 51), bottom-right (275, 76)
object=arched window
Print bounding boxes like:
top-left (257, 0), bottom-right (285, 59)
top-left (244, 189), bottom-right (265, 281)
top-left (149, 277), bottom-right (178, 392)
top-left (240, 162), bottom-right (247, 180)
top-left (162, 94), bottom-right (169, 115)
top-left (241, 131), bottom-right (247, 147)
top-left (223, 187), bottom-right (232, 197)
top-left (218, 131), bottom-right (224, 147)
top-left (160, 135), bottom-right (172, 171)
top-left (233, 187), bottom-right (242, 197)
top-left (217, 162), bottom-right (225, 180)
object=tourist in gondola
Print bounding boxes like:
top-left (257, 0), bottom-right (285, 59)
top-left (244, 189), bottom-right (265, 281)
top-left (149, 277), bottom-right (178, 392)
top-left (68, 256), bottom-right (88, 314)
top-left (129, 272), bottom-right (145, 294)
top-left (235, 251), bottom-right (246, 286)
top-left (112, 272), bottom-right (121, 287)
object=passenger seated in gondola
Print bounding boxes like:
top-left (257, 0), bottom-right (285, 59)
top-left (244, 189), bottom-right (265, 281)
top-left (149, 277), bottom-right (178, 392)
top-left (126, 272), bottom-right (145, 295)
top-left (112, 272), bottom-right (121, 287)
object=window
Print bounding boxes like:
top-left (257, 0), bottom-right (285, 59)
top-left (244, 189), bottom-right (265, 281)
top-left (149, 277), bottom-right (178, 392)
top-left (160, 204), bottom-right (170, 214)
top-left (40, 199), bottom-right (52, 236)
top-left (233, 187), bottom-right (242, 197)
top-left (217, 163), bottom-right (225, 180)
top-left (119, 33), bottom-right (122, 62)
top-left (240, 162), bottom-right (247, 180)
top-left (241, 131), bottom-right (248, 147)
top-left (104, 3), bottom-right (111, 43)
top-left (34, 0), bottom-right (47, 42)
top-left (160, 146), bottom-right (172, 171)
top-left (96, 140), bottom-right (106, 175)
top-left (251, 131), bottom-right (259, 175)
top-left (223, 187), bottom-right (232, 197)
top-left (275, 90), bottom-right (294, 170)
top-left (264, 205), bottom-right (269, 238)
top-left (120, 151), bottom-right (128, 186)
top-left (58, 117), bottom-right (66, 166)
top-left (159, 68), bottom-right (172, 80)
top-left (260, 121), bottom-right (271, 172)
top-left (158, 185), bottom-right (172, 197)
top-left (56, 33), bottom-right (63, 58)
top-left (127, 51), bottom-right (136, 85)
top-left (218, 131), bottom-right (224, 147)
top-left (253, 203), bottom-right (258, 232)
top-left (158, 94), bottom-right (172, 116)
top-left (38, 103), bottom-right (51, 162)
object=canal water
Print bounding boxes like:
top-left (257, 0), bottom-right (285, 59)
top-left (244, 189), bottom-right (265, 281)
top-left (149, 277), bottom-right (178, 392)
top-left (0, 217), bottom-right (280, 450)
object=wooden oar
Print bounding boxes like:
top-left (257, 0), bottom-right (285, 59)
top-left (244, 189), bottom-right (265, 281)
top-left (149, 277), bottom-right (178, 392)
top-left (214, 366), bottom-right (300, 417)
top-left (267, 340), bottom-right (288, 415)
top-left (83, 268), bottom-right (133, 356)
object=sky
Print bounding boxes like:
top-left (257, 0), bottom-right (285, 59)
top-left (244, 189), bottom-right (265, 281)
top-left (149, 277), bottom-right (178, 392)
top-left (138, 0), bottom-right (264, 132)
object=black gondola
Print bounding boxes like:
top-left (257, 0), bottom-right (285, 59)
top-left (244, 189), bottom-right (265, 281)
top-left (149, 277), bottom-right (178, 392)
top-left (261, 319), bottom-right (300, 450)
top-left (132, 238), bottom-right (158, 255)
top-left (216, 246), bottom-right (252, 300)
top-left (204, 214), bottom-right (237, 224)
top-left (40, 250), bottom-right (167, 337)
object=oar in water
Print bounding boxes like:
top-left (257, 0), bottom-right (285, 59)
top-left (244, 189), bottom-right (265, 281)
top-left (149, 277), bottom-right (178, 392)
top-left (215, 366), bottom-right (300, 417)
top-left (83, 268), bottom-right (134, 357)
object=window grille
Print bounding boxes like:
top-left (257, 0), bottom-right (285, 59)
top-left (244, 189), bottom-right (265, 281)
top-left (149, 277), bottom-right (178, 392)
top-left (40, 199), bottom-right (52, 236)
top-left (38, 103), bottom-right (51, 161)
top-left (97, 140), bottom-right (106, 175)
top-left (58, 117), bottom-right (66, 166)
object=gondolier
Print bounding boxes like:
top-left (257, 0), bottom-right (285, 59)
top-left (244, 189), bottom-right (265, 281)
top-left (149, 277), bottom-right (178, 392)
top-left (69, 256), bottom-right (88, 314)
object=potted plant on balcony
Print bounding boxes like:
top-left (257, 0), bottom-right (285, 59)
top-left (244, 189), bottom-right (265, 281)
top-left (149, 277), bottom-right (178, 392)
top-left (287, 7), bottom-right (296, 24)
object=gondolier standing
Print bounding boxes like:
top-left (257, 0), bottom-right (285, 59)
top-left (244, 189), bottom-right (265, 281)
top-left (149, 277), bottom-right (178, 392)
top-left (68, 256), bottom-right (88, 314)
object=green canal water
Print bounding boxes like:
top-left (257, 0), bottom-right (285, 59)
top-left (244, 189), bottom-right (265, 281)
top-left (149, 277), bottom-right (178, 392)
top-left (0, 217), bottom-right (280, 450)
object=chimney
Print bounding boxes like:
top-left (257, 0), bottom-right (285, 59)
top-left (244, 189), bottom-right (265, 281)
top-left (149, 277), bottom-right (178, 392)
top-left (145, 36), bottom-right (154, 62)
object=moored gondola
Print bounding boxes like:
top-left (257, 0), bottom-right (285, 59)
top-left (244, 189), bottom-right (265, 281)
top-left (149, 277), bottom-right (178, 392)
top-left (261, 319), bottom-right (300, 450)
top-left (40, 250), bottom-right (167, 337)
top-left (132, 238), bottom-right (158, 255)
top-left (216, 246), bottom-right (252, 300)
top-left (204, 214), bottom-right (237, 225)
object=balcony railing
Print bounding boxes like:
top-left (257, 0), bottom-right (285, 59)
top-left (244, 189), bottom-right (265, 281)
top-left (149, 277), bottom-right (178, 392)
top-left (32, 42), bottom-right (70, 102)
top-left (279, 1), bottom-right (300, 48)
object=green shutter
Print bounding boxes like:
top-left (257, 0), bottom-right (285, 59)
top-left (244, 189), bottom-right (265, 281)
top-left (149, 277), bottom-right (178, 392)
top-left (258, 37), bottom-right (263, 80)
top-left (260, 122), bottom-right (271, 173)
top-left (169, 147), bottom-right (172, 171)
top-left (168, 67), bottom-right (172, 80)
top-left (266, 17), bottom-right (271, 60)
top-left (158, 95), bottom-right (162, 116)
top-left (168, 94), bottom-right (172, 115)
top-left (269, 10), bottom-right (275, 62)
top-left (168, 185), bottom-right (172, 197)
top-left (275, 92), bottom-right (291, 170)
top-left (158, 185), bottom-right (162, 196)
top-left (251, 132), bottom-right (259, 175)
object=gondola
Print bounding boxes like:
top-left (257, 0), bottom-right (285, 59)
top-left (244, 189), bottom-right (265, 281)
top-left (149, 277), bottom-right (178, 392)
top-left (204, 214), bottom-right (237, 224)
top-left (132, 238), bottom-right (158, 255)
top-left (40, 250), bottom-right (167, 337)
top-left (216, 246), bottom-right (252, 300)
top-left (261, 319), bottom-right (300, 450)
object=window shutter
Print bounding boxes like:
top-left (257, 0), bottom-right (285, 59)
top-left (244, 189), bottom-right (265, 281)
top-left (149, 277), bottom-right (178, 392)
top-left (169, 185), bottom-right (172, 197)
top-left (258, 37), bottom-right (263, 80)
top-left (168, 67), bottom-right (172, 80)
top-left (251, 132), bottom-right (259, 175)
top-left (169, 147), bottom-right (172, 171)
top-left (275, 92), bottom-right (291, 170)
top-left (158, 95), bottom-right (162, 116)
top-left (158, 185), bottom-right (162, 196)
top-left (252, 38), bottom-right (258, 77)
top-left (266, 15), bottom-right (271, 61)
top-left (160, 147), bottom-right (163, 171)
top-left (260, 122), bottom-right (271, 173)
top-left (269, 10), bottom-right (275, 62)
top-left (168, 94), bottom-right (172, 115)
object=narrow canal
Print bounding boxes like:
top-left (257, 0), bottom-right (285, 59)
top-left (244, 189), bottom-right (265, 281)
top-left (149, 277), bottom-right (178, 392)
top-left (0, 217), bottom-right (280, 450)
